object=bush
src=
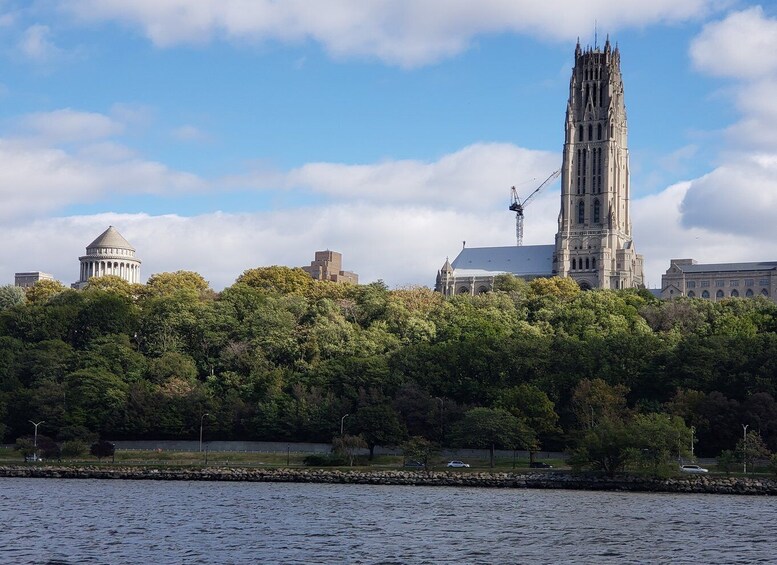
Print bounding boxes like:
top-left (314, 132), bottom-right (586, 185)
top-left (303, 453), bottom-right (349, 467)
top-left (90, 440), bottom-right (115, 460)
top-left (61, 440), bottom-right (88, 458)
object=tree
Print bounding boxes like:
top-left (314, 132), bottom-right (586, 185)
top-left (353, 404), bottom-right (407, 460)
top-left (737, 430), bottom-right (771, 471)
top-left (401, 436), bottom-right (440, 470)
top-left (143, 271), bottom-right (212, 299)
top-left (0, 285), bottom-right (26, 310)
top-left (331, 434), bottom-right (367, 466)
top-left (90, 440), bottom-right (115, 461)
top-left (717, 450), bottom-right (737, 476)
top-left (571, 378), bottom-right (630, 430)
top-left (235, 266), bottom-right (314, 296)
top-left (568, 418), bottom-right (633, 477)
top-left (454, 407), bottom-right (534, 467)
top-left (83, 275), bottom-right (137, 299)
top-left (629, 413), bottom-right (691, 476)
top-left (25, 279), bottom-right (67, 304)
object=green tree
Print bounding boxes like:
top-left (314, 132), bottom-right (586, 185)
top-left (571, 378), bottom-right (630, 430)
top-left (236, 266), bottom-right (314, 296)
top-left (568, 418), bottom-right (633, 477)
top-left (401, 436), bottom-right (440, 470)
top-left (0, 285), bottom-right (26, 310)
top-left (353, 404), bottom-right (407, 460)
top-left (454, 407), bottom-right (534, 467)
top-left (629, 413), bottom-right (691, 476)
top-left (737, 430), bottom-right (771, 472)
top-left (25, 279), bottom-right (67, 304)
top-left (331, 434), bottom-right (367, 466)
top-left (143, 270), bottom-right (212, 299)
top-left (717, 450), bottom-right (737, 476)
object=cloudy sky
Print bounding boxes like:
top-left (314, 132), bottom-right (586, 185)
top-left (1, 1), bottom-right (776, 290)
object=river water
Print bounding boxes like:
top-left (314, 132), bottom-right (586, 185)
top-left (1, 478), bottom-right (774, 564)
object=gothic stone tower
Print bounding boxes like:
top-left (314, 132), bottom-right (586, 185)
top-left (553, 39), bottom-right (644, 290)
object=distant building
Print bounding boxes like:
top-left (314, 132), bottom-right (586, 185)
top-left (302, 250), bottom-right (358, 284)
top-left (436, 39), bottom-right (643, 294)
top-left (661, 259), bottom-right (776, 302)
top-left (14, 271), bottom-right (54, 288)
top-left (72, 226), bottom-right (142, 289)
top-left (436, 244), bottom-right (553, 296)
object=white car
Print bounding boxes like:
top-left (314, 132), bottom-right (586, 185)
top-left (447, 460), bottom-right (470, 468)
top-left (680, 464), bottom-right (709, 474)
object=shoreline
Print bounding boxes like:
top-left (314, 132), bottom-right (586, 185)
top-left (1, 466), bottom-right (775, 495)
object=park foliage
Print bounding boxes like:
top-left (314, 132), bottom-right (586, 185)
top-left (2, 269), bottom-right (777, 472)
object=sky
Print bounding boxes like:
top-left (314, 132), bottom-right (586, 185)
top-left (1, 0), bottom-right (776, 290)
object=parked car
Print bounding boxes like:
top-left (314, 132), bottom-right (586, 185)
top-left (529, 462), bottom-right (553, 469)
top-left (680, 464), bottom-right (709, 474)
top-left (403, 460), bottom-right (425, 468)
top-left (446, 460), bottom-right (470, 468)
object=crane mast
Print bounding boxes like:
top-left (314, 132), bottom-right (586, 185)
top-left (509, 169), bottom-right (561, 246)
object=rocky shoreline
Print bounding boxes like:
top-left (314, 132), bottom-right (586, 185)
top-left (1, 465), bottom-right (776, 495)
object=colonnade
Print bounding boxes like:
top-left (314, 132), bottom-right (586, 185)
top-left (79, 260), bottom-right (141, 284)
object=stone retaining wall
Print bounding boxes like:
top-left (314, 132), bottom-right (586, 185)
top-left (1, 466), bottom-right (775, 495)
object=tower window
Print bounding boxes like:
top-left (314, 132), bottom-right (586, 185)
top-left (592, 257), bottom-right (596, 269)
top-left (585, 257), bottom-right (590, 269)
top-left (593, 199), bottom-right (600, 223)
top-left (578, 126), bottom-right (583, 142)
top-left (578, 201), bottom-right (585, 224)
top-left (572, 258), bottom-right (576, 270)
top-left (588, 124), bottom-right (593, 141)
top-left (597, 124), bottom-right (602, 140)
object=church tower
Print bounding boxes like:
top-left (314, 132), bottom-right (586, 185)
top-left (553, 39), bottom-right (644, 290)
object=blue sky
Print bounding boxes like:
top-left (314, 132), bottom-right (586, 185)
top-left (1, 1), bottom-right (776, 289)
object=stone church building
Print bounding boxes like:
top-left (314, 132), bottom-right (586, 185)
top-left (437, 40), bottom-right (644, 295)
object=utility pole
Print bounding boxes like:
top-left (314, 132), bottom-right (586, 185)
top-left (29, 420), bottom-right (44, 462)
top-left (742, 424), bottom-right (749, 474)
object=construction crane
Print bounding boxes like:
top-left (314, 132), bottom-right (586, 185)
top-left (509, 169), bottom-right (561, 246)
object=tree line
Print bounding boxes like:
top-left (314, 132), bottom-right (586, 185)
top-left (1, 269), bottom-right (776, 472)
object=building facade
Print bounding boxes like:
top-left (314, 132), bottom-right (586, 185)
top-left (436, 40), bottom-right (644, 294)
top-left (552, 39), bottom-right (643, 290)
top-left (72, 226), bottom-right (141, 289)
top-left (661, 259), bottom-right (776, 302)
top-left (14, 271), bottom-right (54, 288)
top-left (302, 250), bottom-right (358, 284)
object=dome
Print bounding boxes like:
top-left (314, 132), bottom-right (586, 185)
top-left (87, 226), bottom-right (135, 252)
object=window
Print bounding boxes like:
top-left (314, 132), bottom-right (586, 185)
top-left (716, 290), bottom-right (724, 299)
top-left (592, 258), bottom-right (596, 269)
top-left (702, 290), bottom-right (710, 299)
top-left (597, 124), bottom-right (602, 140)
top-left (687, 291), bottom-right (695, 298)
top-left (593, 199), bottom-right (600, 223)
top-left (586, 258), bottom-right (590, 269)
top-left (700, 280), bottom-right (710, 288)
top-left (730, 280), bottom-right (739, 287)
top-left (731, 289), bottom-right (739, 297)
top-left (763, 289), bottom-right (770, 297)
top-left (588, 124), bottom-right (593, 141)
top-left (746, 289), bottom-right (754, 298)
top-left (715, 280), bottom-right (725, 287)
top-left (572, 258), bottom-right (576, 270)
top-left (578, 201), bottom-right (585, 224)
top-left (760, 278), bottom-right (770, 286)
top-left (745, 279), bottom-right (754, 287)
top-left (686, 281), bottom-right (696, 289)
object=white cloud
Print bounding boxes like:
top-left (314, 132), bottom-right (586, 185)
top-left (690, 6), bottom-right (777, 79)
top-left (18, 109), bottom-right (124, 143)
top-left (64, 0), bottom-right (720, 67)
top-left (171, 125), bottom-right (210, 142)
top-left (18, 24), bottom-right (63, 61)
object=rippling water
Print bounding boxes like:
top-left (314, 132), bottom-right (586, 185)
top-left (1, 478), bottom-right (774, 564)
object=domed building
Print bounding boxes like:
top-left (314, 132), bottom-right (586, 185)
top-left (71, 226), bottom-right (141, 289)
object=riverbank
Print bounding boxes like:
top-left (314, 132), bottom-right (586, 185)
top-left (1, 465), bottom-right (775, 495)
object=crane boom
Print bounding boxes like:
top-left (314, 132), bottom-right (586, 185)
top-left (509, 168), bottom-right (561, 246)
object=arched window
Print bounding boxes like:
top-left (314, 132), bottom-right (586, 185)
top-left (578, 201), bottom-right (585, 224)
top-left (457, 287), bottom-right (469, 295)
top-left (763, 289), bottom-right (770, 297)
top-left (477, 286), bottom-right (489, 295)
top-left (716, 290), bottom-right (724, 299)
top-left (592, 257), bottom-right (596, 269)
top-left (746, 289), bottom-right (754, 298)
top-left (687, 291), bottom-right (695, 298)
top-left (585, 257), bottom-right (590, 269)
top-left (731, 289), bottom-right (739, 298)
top-left (597, 124), bottom-right (602, 140)
top-left (593, 199), bottom-right (600, 223)
top-left (572, 258), bottom-right (576, 270)
top-left (702, 290), bottom-right (710, 299)
top-left (578, 126), bottom-right (583, 142)
top-left (588, 124), bottom-right (593, 141)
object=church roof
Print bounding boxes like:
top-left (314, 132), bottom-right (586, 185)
top-left (450, 244), bottom-right (554, 277)
top-left (87, 226), bottom-right (135, 251)
top-left (676, 261), bottom-right (777, 274)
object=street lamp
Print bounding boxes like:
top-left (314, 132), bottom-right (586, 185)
top-left (199, 413), bottom-right (210, 453)
top-left (690, 426), bottom-right (695, 459)
top-left (29, 420), bottom-right (44, 462)
top-left (742, 424), bottom-right (749, 474)
top-left (340, 414), bottom-right (350, 436)
top-left (435, 397), bottom-right (444, 443)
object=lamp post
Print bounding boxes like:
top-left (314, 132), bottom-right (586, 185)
top-left (340, 414), bottom-right (350, 436)
top-left (199, 413), bottom-right (210, 453)
top-left (29, 420), bottom-right (44, 462)
top-left (690, 426), bottom-right (695, 459)
top-left (435, 397), bottom-right (444, 444)
top-left (742, 424), bottom-right (749, 474)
